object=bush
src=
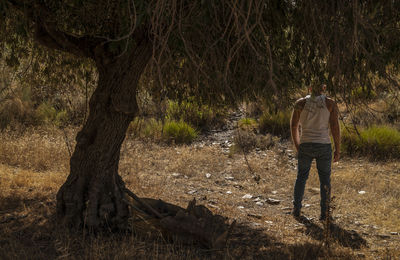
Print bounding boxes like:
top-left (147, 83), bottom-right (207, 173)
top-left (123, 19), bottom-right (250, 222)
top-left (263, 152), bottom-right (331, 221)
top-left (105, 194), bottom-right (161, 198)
top-left (162, 120), bottom-right (198, 144)
top-left (342, 124), bottom-right (400, 160)
top-left (0, 97), bottom-right (26, 129)
top-left (350, 86), bottom-right (377, 101)
top-left (238, 118), bottom-right (258, 131)
top-left (128, 118), bottom-right (197, 144)
top-left (259, 110), bottom-right (291, 138)
top-left (128, 117), bottom-right (163, 141)
top-left (166, 100), bottom-right (226, 130)
top-left (34, 102), bottom-right (68, 127)
top-left (232, 129), bottom-right (275, 154)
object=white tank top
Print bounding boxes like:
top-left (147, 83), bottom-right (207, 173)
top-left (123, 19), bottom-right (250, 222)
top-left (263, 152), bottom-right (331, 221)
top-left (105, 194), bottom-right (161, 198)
top-left (299, 95), bottom-right (331, 144)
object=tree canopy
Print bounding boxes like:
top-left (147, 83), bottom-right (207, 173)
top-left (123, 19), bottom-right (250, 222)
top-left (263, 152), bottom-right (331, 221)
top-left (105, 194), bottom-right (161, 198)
top-left (1, 0), bottom-right (399, 107)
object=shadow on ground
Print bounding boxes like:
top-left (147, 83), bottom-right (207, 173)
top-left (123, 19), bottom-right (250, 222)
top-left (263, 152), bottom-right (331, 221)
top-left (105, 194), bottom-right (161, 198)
top-left (296, 216), bottom-right (367, 249)
top-left (0, 195), bottom-right (358, 259)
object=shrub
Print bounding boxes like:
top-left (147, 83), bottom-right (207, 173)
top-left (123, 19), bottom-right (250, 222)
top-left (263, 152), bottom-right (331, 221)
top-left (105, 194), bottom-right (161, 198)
top-left (342, 124), bottom-right (400, 160)
top-left (259, 110), bottom-right (291, 138)
top-left (238, 118), bottom-right (258, 131)
top-left (350, 86), bottom-right (377, 101)
top-left (0, 97), bottom-right (25, 129)
top-left (34, 102), bottom-right (68, 126)
top-left (128, 117), bottom-right (163, 141)
top-left (232, 129), bottom-right (274, 154)
top-left (162, 120), bottom-right (198, 144)
top-left (166, 100), bottom-right (226, 130)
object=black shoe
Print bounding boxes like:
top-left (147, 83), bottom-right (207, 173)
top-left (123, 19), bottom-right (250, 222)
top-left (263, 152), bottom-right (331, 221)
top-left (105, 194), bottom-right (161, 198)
top-left (292, 208), bottom-right (301, 218)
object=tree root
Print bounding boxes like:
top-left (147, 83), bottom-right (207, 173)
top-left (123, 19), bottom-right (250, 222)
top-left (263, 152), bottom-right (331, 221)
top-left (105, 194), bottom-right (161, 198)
top-left (124, 189), bottom-right (235, 250)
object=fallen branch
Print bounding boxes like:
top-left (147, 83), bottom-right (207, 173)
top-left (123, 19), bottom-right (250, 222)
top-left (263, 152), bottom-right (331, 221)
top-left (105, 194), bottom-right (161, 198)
top-left (124, 188), bottom-right (163, 219)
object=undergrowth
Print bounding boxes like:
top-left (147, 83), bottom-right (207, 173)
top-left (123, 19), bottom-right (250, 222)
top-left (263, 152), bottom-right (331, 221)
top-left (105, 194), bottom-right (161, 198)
top-left (341, 124), bottom-right (400, 160)
top-left (259, 110), bottom-right (291, 138)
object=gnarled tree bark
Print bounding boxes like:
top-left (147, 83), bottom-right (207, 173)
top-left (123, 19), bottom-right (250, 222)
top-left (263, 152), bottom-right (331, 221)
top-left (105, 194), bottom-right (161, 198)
top-left (56, 34), bottom-right (153, 229)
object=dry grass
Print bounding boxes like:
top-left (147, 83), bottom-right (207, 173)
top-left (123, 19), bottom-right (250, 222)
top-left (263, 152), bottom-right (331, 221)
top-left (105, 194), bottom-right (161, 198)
top-left (1, 128), bottom-right (399, 259)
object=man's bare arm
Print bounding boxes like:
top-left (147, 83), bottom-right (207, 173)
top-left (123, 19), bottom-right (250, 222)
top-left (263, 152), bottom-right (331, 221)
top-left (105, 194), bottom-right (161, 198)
top-left (328, 99), bottom-right (341, 162)
top-left (291, 99), bottom-right (304, 152)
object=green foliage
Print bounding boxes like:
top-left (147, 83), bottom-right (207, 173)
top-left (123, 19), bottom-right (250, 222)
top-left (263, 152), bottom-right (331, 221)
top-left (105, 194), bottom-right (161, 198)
top-left (238, 118), bottom-right (258, 131)
top-left (128, 117), bottom-right (163, 141)
top-left (34, 102), bottom-right (68, 127)
top-left (342, 125), bottom-right (400, 160)
top-left (128, 118), bottom-right (197, 144)
top-left (259, 110), bottom-right (291, 138)
top-left (351, 86), bottom-right (377, 101)
top-left (166, 99), bottom-right (226, 130)
top-left (162, 120), bottom-right (197, 144)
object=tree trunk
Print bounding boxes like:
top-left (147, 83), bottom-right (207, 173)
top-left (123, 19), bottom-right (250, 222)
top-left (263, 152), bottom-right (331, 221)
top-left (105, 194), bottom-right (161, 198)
top-left (56, 37), bottom-right (152, 229)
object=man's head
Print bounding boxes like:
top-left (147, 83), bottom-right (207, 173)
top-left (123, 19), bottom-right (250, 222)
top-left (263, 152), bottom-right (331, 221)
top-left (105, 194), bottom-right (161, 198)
top-left (309, 84), bottom-right (327, 96)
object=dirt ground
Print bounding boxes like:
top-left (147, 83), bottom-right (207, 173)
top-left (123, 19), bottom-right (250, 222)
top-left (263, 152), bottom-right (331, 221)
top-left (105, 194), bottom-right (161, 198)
top-left (0, 126), bottom-right (399, 259)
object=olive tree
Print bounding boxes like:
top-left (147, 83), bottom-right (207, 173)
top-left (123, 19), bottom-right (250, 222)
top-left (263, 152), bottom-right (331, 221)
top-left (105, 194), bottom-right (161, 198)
top-left (1, 0), bottom-right (399, 235)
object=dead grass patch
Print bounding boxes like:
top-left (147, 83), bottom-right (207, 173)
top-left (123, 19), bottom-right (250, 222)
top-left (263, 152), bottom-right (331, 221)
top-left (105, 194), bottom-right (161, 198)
top-left (0, 129), bottom-right (399, 259)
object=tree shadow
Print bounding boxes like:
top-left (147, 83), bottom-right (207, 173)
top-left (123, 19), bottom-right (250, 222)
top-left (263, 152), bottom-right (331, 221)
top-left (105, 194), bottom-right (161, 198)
top-left (296, 216), bottom-right (367, 249)
top-left (0, 195), bottom-right (357, 259)
top-left (225, 222), bottom-right (331, 260)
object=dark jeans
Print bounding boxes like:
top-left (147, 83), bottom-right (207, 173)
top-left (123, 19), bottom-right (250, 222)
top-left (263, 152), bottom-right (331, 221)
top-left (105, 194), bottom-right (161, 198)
top-left (293, 143), bottom-right (332, 216)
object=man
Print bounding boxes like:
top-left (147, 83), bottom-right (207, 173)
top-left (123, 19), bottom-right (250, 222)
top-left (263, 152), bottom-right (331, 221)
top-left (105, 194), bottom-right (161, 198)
top-left (290, 84), bottom-right (341, 221)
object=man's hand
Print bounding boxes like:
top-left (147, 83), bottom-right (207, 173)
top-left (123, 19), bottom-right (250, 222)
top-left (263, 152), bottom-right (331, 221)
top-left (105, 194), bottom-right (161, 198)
top-left (333, 150), bottom-right (340, 162)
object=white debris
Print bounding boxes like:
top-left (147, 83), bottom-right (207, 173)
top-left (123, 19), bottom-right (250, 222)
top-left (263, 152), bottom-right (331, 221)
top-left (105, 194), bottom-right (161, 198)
top-left (226, 190), bottom-right (232, 194)
top-left (205, 173), bottom-right (211, 178)
top-left (242, 194), bottom-right (253, 199)
top-left (358, 190), bottom-right (366, 194)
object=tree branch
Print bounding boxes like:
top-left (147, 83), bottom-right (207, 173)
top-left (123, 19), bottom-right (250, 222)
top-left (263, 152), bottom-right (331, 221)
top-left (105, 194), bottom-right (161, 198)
top-left (7, 0), bottom-right (102, 59)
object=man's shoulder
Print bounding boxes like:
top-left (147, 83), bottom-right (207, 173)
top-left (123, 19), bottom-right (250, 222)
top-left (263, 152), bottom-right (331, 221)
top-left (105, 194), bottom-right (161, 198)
top-left (324, 96), bottom-right (338, 111)
top-left (293, 97), bottom-right (306, 111)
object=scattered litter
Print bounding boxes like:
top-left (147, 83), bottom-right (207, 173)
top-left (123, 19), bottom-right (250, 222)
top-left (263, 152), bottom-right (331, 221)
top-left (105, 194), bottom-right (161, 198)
top-left (172, 173), bottom-right (180, 177)
top-left (256, 201), bottom-right (264, 206)
top-left (250, 222), bottom-right (261, 227)
top-left (271, 191), bottom-right (277, 195)
top-left (266, 198), bottom-right (281, 205)
top-left (358, 190), bottom-right (366, 194)
top-left (225, 176), bottom-right (235, 180)
top-left (208, 204), bottom-right (220, 209)
top-left (242, 194), bottom-right (253, 199)
top-left (187, 190), bottom-right (197, 194)
top-left (226, 191), bottom-right (232, 194)
top-left (253, 197), bottom-right (261, 202)
top-left (304, 204), bottom-right (311, 208)
top-left (184, 175), bottom-right (189, 179)
top-left (205, 173), bottom-right (211, 179)
top-left (237, 206), bottom-right (245, 209)
top-left (265, 220), bottom-right (273, 224)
